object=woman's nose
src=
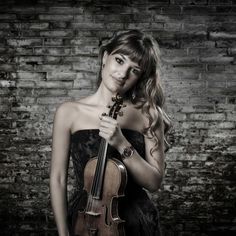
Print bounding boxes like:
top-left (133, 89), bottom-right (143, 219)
top-left (116, 67), bottom-right (129, 80)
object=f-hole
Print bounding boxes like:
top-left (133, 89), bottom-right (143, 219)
top-left (105, 205), bottom-right (111, 226)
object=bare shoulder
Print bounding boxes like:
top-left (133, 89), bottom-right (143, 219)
top-left (56, 95), bottom-right (103, 133)
top-left (53, 100), bottom-right (85, 132)
top-left (55, 96), bottom-right (92, 116)
top-left (55, 101), bottom-right (79, 118)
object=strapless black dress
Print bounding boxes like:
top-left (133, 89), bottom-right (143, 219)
top-left (68, 129), bottom-right (161, 236)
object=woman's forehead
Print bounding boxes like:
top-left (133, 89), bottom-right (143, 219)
top-left (114, 53), bottom-right (141, 69)
top-left (111, 48), bottom-right (144, 67)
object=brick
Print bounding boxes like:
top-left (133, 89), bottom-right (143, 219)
top-left (73, 77), bottom-right (94, 89)
top-left (125, 22), bottom-right (151, 29)
top-left (161, 6), bottom-right (183, 14)
top-left (71, 46), bottom-right (99, 55)
top-left (16, 81), bottom-right (36, 88)
top-left (14, 47), bottom-right (33, 55)
top-left (164, 22), bottom-right (182, 31)
top-left (7, 38), bottom-right (42, 47)
top-left (209, 22), bottom-right (236, 32)
top-left (0, 80), bottom-right (16, 87)
top-left (48, 7), bottom-right (83, 14)
top-left (50, 21), bottom-right (69, 29)
top-left (174, 0), bottom-right (208, 4)
top-left (36, 64), bottom-right (72, 72)
top-left (72, 57), bottom-right (97, 71)
top-left (201, 72), bottom-right (232, 82)
top-left (36, 81), bottom-right (73, 89)
top-left (46, 72), bottom-right (77, 80)
top-left (189, 113), bottom-right (226, 121)
top-left (208, 129), bottom-right (235, 138)
top-left (34, 47), bottom-right (71, 56)
top-left (210, 32), bottom-right (236, 40)
top-left (208, 0), bottom-right (233, 4)
top-left (17, 56), bottom-right (44, 64)
top-left (206, 87), bottom-right (236, 96)
top-left (44, 38), bottom-right (63, 46)
top-left (104, 22), bottom-right (124, 30)
top-left (199, 56), bottom-right (234, 64)
top-left (34, 89), bottom-right (68, 97)
top-left (38, 14), bottom-right (73, 21)
top-left (73, 14), bottom-right (94, 22)
top-left (207, 81), bottom-right (227, 88)
top-left (207, 65), bottom-right (225, 72)
top-left (29, 23), bottom-right (49, 30)
top-left (40, 30), bottom-right (73, 37)
top-left (68, 89), bottom-right (93, 99)
top-left (0, 23), bottom-right (10, 29)
top-left (215, 6), bottom-right (236, 14)
top-left (182, 6), bottom-right (216, 15)
top-left (42, 56), bottom-right (61, 63)
top-left (69, 37), bottom-right (98, 46)
top-left (227, 48), bottom-right (236, 56)
top-left (0, 14), bottom-right (16, 20)
top-left (15, 72), bottom-right (46, 81)
top-left (37, 96), bottom-right (70, 104)
top-left (216, 40), bottom-right (236, 48)
top-left (0, 30), bottom-right (18, 37)
top-left (70, 22), bottom-right (104, 29)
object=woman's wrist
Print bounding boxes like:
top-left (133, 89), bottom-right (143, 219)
top-left (117, 139), bottom-right (132, 155)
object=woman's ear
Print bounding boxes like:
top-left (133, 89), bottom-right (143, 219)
top-left (102, 51), bottom-right (108, 65)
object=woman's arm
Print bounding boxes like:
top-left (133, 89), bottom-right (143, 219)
top-left (99, 109), bottom-right (165, 193)
top-left (50, 103), bottom-right (73, 236)
top-left (117, 122), bottom-right (165, 192)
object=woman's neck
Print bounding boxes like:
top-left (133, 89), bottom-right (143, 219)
top-left (93, 84), bottom-right (120, 107)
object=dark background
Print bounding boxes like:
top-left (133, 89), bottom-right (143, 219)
top-left (0, 0), bottom-right (235, 235)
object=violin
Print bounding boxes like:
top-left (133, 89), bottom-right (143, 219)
top-left (74, 94), bottom-right (127, 236)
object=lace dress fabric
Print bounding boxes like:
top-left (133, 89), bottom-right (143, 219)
top-left (68, 129), bottom-right (161, 236)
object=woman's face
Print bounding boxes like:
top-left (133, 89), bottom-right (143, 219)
top-left (101, 51), bottom-right (142, 94)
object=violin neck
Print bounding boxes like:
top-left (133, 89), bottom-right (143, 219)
top-left (90, 138), bottom-right (109, 199)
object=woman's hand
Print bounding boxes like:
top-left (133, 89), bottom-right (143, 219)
top-left (99, 114), bottom-right (126, 150)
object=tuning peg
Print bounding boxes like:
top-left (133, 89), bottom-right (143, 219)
top-left (116, 94), bottom-right (122, 100)
top-left (106, 105), bottom-right (111, 108)
top-left (101, 112), bottom-right (107, 116)
top-left (118, 111), bottom-right (123, 116)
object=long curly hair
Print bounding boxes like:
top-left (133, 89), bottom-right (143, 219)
top-left (97, 30), bottom-right (172, 154)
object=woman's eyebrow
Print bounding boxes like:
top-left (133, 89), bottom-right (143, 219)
top-left (119, 54), bottom-right (141, 70)
top-left (119, 54), bottom-right (127, 61)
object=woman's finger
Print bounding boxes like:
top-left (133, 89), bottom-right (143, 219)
top-left (100, 115), bottom-right (118, 124)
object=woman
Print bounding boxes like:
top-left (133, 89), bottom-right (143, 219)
top-left (50, 29), bottom-right (171, 236)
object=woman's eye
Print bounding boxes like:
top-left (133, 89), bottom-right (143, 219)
top-left (132, 69), bottom-right (140, 76)
top-left (115, 57), bottom-right (123, 64)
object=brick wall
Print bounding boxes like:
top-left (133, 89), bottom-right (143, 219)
top-left (0, 0), bottom-right (235, 235)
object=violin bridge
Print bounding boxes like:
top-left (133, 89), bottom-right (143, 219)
top-left (85, 211), bottom-right (101, 217)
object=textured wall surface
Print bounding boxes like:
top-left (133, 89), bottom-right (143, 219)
top-left (0, 0), bottom-right (235, 235)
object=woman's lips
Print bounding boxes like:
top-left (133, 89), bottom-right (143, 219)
top-left (111, 76), bottom-right (125, 86)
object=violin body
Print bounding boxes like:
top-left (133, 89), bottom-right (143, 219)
top-left (74, 157), bottom-right (127, 236)
top-left (73, 94), bottom-right (126, 236)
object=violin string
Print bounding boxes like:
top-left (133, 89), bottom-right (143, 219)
top-left (93, 138), bottom-right (106, 197)
top-left (96, 139), bottom-right (107, 198)
top-left (92, 140), bottom-right (102, 196)
top-left (86, 97), bottom-right (123, 214)
top-left (93, 100), bottom-right (120, 198)
top-left (87, 137), bottom-right (104, 210)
